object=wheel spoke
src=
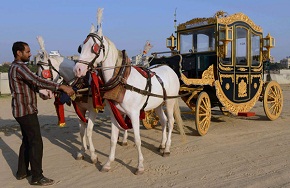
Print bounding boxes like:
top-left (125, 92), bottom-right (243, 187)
top-left (195, 92), bottom-right (211, 136)
top-left (263, 81), bottom-right (283, 120)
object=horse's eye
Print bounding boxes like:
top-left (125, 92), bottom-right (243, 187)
top-left (78, 45), bottom-right (82, 53)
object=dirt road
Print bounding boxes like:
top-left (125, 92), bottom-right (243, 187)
top-left (1, 85), bottom-right (290, 188)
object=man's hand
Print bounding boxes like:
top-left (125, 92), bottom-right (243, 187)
top-left (58, 85), bottom-right (76, 99)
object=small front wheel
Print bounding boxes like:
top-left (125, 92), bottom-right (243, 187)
top-left (263, 81), bottom-right (283, 120)
top-left (142, 110), bottom-right (159, 129)
top-left (195, 92), bottom-right (211, 136)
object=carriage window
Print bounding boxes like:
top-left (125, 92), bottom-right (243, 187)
top-left (251, 33), bottom-right (261, 66)
top-left (179, 27), bottom-right (215, 53)
top-left (180, 33), bottom-right (193, 53)
top-left (222, 41), bottom-right (232, 65)
top-left (236, 27), bottom-right (247, 66)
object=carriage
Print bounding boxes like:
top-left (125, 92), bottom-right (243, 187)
top-left (146, 11), bottom-right (283, 135)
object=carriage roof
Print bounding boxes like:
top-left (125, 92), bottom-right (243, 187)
top-left (177, 11), bottom-right (262, 33)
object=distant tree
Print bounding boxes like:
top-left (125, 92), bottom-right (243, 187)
top-left (0, 64), bottom-right (10, 72)
top-left (28, 64), bottom-right (38, 73)
top-left (0, 64), bottom-right (38, 73)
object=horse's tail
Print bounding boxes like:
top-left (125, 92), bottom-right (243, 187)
top-left (173, 98), bottom-right (185, 136)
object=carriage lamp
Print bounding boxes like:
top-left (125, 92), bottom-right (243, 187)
top-left (263, 33), bottom-right (275, 59)
top-left (166, 34), bottom-right (177, 51)
top-left (219, 26), bottom-right (232, 56)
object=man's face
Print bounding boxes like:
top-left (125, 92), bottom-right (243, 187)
top-left (19, 45), bottom-right (31, 62)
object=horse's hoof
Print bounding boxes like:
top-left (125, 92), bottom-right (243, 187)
top-left (76, 156), bottom-right (84, 160)
top-left (159, 148), bottom-right (165, 153)
top-left (163, 152), bottom-right (170, 157)
top-left (121, 142), bottom-right (128, 146)
top-left (135, 169), bottom-right (144, 175)
top-left (92, 158), bottom-right (98, 164)
top-left (101, 166), bottom-right (110, 172)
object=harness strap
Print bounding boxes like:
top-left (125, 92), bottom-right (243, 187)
top-left (155, 74), bottom-right (167, 101)
top-left (123, 83), bottom-right (193, 99)
top-left (100, 50), bottom-right (129, 91)
top-left (140, 68), bottom-right (152, 111)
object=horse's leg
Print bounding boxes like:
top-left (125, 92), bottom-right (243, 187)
top-left (128, 114), bottom-right (144, 175)
top-left (121, 130), bottom-right (128, 146)
top-left (101, 116), bottom-right (119, 172)
top-left (87, 110), bottom-right (98, 164)
top-left (154, 105), bottom-right (168, 153)
top-left (162, 98), bottom-right (177, 156)
top-left (76, 109), bottom-right (87, 160)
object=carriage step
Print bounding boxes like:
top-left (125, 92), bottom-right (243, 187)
top-left (238, 112), bottom-right (256, 117)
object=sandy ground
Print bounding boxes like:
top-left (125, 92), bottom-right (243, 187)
top-left (1, 84), bottom-right (290, 188)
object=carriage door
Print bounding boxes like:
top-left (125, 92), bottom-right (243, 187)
top-left (234, 26), bottom-right (262, 103)
top-left (234, 26), bottom-right (251, 102)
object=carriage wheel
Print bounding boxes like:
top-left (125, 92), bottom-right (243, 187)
top-left (263, 81), bottom-right (283, 120)
top-left (195, 92), bottom-right (211, 136)
top-left (142, 110), bottom-right (159, 129)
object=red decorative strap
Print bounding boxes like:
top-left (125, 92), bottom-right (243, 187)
top-left (72, 101), bottom-right (88, 123)
top-left (133, 66), bottom-right (155, 78)
top-left (108, 100), bottom-right (132, 130)
top-left (54, 96), bottom-right (66, 127)
top-left (91, 72), bottom-right (104, 111)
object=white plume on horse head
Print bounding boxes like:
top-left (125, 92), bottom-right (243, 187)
top-left (36, 35), bottom-right (49, 61)
top-left (96, 8), bottom-right (104, 35)
top-left (36, 36), bottom-right (45, 50)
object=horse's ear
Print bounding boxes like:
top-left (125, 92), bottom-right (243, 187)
top-left (97, 27), bottom-right (103, 36)
top-left (90, 24), bottom-right (96, 33)
top-left (37, 36), bottom-right (45, 50)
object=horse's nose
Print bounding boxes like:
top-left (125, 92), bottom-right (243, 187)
top-left (73, 66), bottom-right (81, 77)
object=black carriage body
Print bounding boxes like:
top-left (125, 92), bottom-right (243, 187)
top-left (150, 11), bottom-right (270, 115)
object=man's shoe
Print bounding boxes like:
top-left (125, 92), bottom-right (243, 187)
top-left (16, 170), bottom-right (32, 180)
top-left (31, 177), bottom-right (55, 186)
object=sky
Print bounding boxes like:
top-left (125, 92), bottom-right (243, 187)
top-left (0, 0), bottom-right (289, 63)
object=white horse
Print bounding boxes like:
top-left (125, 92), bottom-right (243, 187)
top-left (36, 36), bottom-right (129, 164)
top-left (73, 8), bottom-right (180, 174)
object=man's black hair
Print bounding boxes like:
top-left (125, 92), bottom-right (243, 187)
top-left (12, 41), bottom-right (28, 58)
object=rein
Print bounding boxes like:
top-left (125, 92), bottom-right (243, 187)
top-left (82, 33), bottom-right (193, 100)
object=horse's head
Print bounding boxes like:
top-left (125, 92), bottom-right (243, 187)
top-left (74, 24), bottom-right (106, 77)
top-left (74, 8), bottom-right (108, 78)
top-left (36, 36), bottom-right (65, 99)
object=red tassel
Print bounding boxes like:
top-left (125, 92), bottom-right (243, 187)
top-left (91, 72), bottom-right (103, 112)
top-left (54, 97), bottom-right (66, 127)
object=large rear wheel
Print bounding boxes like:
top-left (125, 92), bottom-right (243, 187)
top-left (195, 92), bottom-right (211, 136)
top-left (263, 81), bottom-right (283, 120)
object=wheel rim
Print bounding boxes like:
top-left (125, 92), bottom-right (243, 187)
top-left (195, 92), bottom-right (211, 136)
top-left (263, 81), bottom-right (283, 120)
top-left (142, 110), bottom-right (159, 129)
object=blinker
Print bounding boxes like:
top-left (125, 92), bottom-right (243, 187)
top-left (92, 43), bottom-right (100, 54)
top-left (78, 45), bottom-right (82, 53)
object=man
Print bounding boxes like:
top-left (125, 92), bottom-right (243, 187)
top-left (8, 41), bottom-right (75, 186)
